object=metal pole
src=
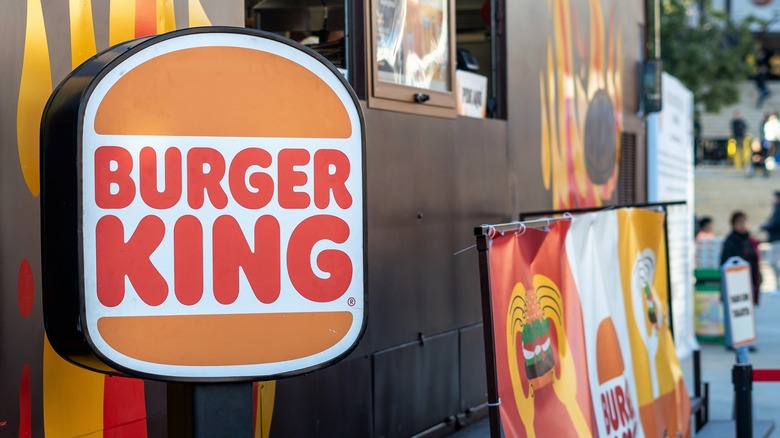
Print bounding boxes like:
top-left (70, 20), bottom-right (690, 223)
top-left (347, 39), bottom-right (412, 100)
top-left (519, 200), bottom-right (687, 221)
top-left (490, 0), bottom-right (498, 115)
top-left (694, 350), bottom-right (705, 431)
top-left (476, 234), bottom-right (502, 438)
top-left (693, 350), bottom-right (701, 398)
top-left (661, 206), bottom-right (674, 339)
top-left (654, 0), bottom-right (661, 58)
top-left (168, 382), bottom-right (254, 438)
top-left (733, 364), bottom-right (753, 438)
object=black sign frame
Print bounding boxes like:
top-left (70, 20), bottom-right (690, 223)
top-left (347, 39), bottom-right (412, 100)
top-left (40, 26), bottom-right (368, 382)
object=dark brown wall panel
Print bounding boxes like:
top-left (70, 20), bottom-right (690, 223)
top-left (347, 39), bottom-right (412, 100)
top-left (356, 110), bottom-right (509, 355)
top-left (373, 331), bottom-right (460, 437)
top-left (270, 355), bottom-right (372, 437)
top-left (459, 324), bottom-right (488, 412)
top-left (271, 111), bottom-right (508, 437)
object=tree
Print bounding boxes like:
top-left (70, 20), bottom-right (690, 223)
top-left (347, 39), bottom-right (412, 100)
top-left (659, 0), bottom-right (761, 113)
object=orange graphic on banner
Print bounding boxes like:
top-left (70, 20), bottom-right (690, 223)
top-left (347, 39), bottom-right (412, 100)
top-left (488, 222), bottom-right (596, 438)
top-left (596, 318), bottom-right (624, 384)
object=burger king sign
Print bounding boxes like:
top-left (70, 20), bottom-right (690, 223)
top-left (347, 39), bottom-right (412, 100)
top-left (40, 27), bottom-right (366, 381)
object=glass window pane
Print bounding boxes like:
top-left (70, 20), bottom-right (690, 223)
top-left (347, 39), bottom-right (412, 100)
top-left (376, 0), bottom-right (450, 92)
top-left (248, 0), bottom-right (347, 71)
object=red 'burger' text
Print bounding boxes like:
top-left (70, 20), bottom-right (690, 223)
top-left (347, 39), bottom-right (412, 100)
top-left (600, 379), bottom-right (637, 438)
top-left (90, 145), bottom-right (356, 308)
top-left (94, 146), bottom-right (352, 210)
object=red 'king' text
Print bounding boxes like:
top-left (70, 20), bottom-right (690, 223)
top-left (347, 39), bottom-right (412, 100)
top-left (92, 145), bottom-right (355, 307)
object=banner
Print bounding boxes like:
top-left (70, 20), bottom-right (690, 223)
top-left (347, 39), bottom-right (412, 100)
top-left (484, 209), bottom-right (690, 437)
top-left (566, 212), bottom-right (642, 438)
top-left (488, 222), bottom-right (597, 438)
top-left (616, 209), bottom-right (689, 437)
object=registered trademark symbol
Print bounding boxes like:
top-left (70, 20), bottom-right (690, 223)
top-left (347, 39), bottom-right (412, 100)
top-left (347, 297), bottom-right (356, 307)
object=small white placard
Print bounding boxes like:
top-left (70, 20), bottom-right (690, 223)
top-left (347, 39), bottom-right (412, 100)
top-left (456, 70), bottom-right (487, 119)
top-left (722, 257), bottom-right (757, 347)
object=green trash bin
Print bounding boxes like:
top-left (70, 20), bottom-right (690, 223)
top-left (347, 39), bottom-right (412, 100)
top-left (694, 268), bottom-right (724, 344)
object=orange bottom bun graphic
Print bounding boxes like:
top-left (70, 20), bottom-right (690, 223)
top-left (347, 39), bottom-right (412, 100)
top-left (97, 312), bottom-right (353, 366)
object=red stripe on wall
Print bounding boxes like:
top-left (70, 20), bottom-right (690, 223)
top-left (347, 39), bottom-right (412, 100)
top-left (104, 376), bottom-right (148, 437)
top-left (17, 259), bottom-right (34, 318)
top-left (135, 0), bottom-right (156, 37)
top-left (19, 365), bottom-right (31, 438)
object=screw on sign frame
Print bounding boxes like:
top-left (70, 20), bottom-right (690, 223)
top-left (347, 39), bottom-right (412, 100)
top-left (40, 27), bottom-right (367, 383)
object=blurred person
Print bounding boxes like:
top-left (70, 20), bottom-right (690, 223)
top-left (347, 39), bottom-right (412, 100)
top-left (731, 111), bottom-right (747, 148)
top-left (748, 138), bottom-right (769, 177)
top-left (696, 216), bottom-right (714, 240)
top-left (763, 111), bottom-right (780, 160)
top-left (756, 50), bottom-right (771, 108)
top-left (731, 111), bottom-right (748, 167)
top-left (761, 190), bottom-right (780, 291)
top-left (721, 211), bottom-right (761, 306)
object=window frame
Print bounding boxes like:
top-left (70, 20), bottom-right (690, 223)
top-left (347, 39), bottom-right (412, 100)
top-left (366, 0), bottom-right (458, 117)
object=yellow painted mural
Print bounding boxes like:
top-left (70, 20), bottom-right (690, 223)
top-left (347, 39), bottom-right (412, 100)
top-left (541, 0), bottom-right (623, 209)
top-left (69, 0), bottom-right (98, 69)
top-left (13, 1), bottom-right (276, 436)
top-left (17, 0), bottom-right (51, 197)
top-left (109, 0), bottom-right (136, 46)
top-left (43, 337), bottom-right (104, 438)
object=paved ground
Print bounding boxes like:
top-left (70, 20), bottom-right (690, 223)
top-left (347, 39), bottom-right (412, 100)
top-left (682, 288), bottom-right (780, 437)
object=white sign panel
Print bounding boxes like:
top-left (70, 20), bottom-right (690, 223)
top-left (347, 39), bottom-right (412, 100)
top-left (722, 257), bottom-right (757, 347)
top-left (647, 73), bottom-right (698, 359)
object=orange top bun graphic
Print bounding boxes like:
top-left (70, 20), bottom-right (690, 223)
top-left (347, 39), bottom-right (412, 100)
top-left (94, 46), bottom-right (352, 139)
top-left (41, 28), bottom-right (365, 381)
top-left (596, 318), bottom-right (624, 384)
